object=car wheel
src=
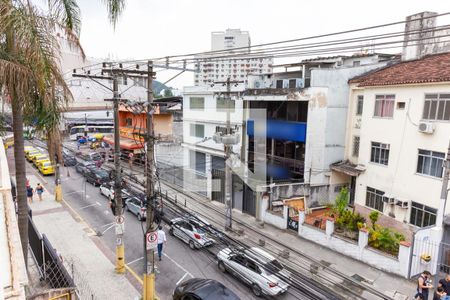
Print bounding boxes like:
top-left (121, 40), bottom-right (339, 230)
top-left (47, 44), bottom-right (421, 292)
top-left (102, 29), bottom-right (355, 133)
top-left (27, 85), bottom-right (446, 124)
top-left (251, 284), bottom-right (262, 297)
top-left (189, 240), bottom-right (196, 250)
top-left (169, 227), bottom-right (174, 236)
top-left (137, 213), bottom-right (142, 221)
top-left (218, 261), bottom-right (227, 273)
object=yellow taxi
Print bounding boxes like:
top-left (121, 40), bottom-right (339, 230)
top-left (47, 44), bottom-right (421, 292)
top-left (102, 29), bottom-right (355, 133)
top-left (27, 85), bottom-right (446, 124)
top-left (38, 160), bottom-right (55, 175)
top-left (26, 150), bottom-right (41, 162)
top-left (24, 146), bottom-right (36, 155)
top-left (33, 154), bottom-right (49, 167)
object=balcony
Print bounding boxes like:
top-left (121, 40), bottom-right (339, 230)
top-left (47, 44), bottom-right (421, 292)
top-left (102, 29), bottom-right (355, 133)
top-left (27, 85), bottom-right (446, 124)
top-left (247, 119), bottom-right (306, 143)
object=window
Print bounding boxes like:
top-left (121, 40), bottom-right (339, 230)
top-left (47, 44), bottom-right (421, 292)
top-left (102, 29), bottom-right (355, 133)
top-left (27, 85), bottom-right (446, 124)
top-left (190, 97), bottom-right (204, 110)
top-left (356, 95), bottom-right (364, 115)
top-left (189, 150), bottom-right (206, 174)
top-left (352, 136), bottom-right (360, 157)
top-left (397, 102), bottom-right (406, 109)
top-left (422, 93), bottom-right (450, 121)
top-left (189, 123), bottom-right (204, 138)
top-left (410, 201), bottom-right (437, 227)
top-left (417, 149), bottom-right (445, 177)
top-left (374, 94), bottom-right (395, 118)
top-left (365, 187), bottom-right (384, 212)
top-left (370, 142), bottom-right (390, 165)
top-left (216, 99), bottom-right (235, 112)
top-left (125, 118), bottom-right (132, 127)
top-left (353, 61), bottom-right (361, 67)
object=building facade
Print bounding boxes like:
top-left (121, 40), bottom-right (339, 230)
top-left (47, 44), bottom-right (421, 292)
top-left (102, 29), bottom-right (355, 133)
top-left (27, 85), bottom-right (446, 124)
top-left (194, 29), bottom-right (273, 86)
top-left (333, 52), bottom-right (450, 239)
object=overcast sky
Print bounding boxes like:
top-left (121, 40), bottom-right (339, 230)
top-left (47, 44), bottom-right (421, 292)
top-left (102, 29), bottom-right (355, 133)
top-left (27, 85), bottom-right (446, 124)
top-left (75, 0), bottom-right (450, 88)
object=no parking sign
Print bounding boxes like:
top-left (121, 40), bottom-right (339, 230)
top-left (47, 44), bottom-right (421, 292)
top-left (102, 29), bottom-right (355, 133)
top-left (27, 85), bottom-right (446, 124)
top-left (146, 231), bottom-right (158, 250)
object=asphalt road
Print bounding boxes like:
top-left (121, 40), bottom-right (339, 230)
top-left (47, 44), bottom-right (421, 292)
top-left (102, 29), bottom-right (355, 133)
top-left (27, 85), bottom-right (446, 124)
top-left (22, 144), bottom-right (317, 300)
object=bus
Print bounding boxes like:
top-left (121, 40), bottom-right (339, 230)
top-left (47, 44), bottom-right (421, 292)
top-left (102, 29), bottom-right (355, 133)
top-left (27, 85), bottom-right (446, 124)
top-left (2, 134), bottom-right (14, 150)
top-left (69, 125), bottom-right (114, 141)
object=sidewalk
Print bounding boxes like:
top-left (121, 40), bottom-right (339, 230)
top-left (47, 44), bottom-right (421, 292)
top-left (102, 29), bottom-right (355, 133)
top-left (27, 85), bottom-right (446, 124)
top-left (120, 165), bottom-right (415, 300)
top-left (26, 174), bottom-right (140, 300)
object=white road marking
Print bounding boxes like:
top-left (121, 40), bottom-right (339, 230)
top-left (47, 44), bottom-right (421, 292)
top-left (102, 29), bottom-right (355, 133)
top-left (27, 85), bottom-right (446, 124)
top-left (99, 222), bottom-right (115, 228)
top-left (127, 257), bottom-right (144, 265)
top-left (79, 202), bottom-right (100, 210)
top-left (101, 224), bottom-right (115, 235)
top-left (64, 191), bottom-right (81, 196)
top-left (176, 272), bottom-right (189, 285)
top-left (162, 253), bottom-right (194, 278)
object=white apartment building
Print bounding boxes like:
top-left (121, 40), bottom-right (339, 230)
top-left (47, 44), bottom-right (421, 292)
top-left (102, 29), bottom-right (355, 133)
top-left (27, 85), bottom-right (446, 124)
top-left (182, 84), bottom-right (245, 201)
top-left (194, 29), bottom-right (273, 86)
top-left (332, 52), bottom-right (450, 240)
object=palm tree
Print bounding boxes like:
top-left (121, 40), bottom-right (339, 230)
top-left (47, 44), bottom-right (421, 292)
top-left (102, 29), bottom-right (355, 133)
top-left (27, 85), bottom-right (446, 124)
top-left (0, 0), bottom-right (125, 263)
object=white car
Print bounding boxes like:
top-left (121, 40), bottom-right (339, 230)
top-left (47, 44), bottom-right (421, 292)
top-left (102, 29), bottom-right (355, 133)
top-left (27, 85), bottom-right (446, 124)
top-left (99, 182), bottom-right (131, 201)
top-left (217, 247), bottom-right (290, 297)
top-left (169, 217), bottom-right (215, 250)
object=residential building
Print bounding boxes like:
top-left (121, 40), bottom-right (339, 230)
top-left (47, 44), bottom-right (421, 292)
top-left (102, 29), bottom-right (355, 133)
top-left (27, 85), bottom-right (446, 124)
top-left (242, 53), bottom-right (398, 221)
top-left (103, 97), bottom-right (182, 155)
top-left (332, 52), bottom-right (450, 240)
top-left (194, 29), bottom-right (273, 86)
top-left (182, 84), bottom-right (245, 199)
top-left (0, 138), bottom-right (27, 300)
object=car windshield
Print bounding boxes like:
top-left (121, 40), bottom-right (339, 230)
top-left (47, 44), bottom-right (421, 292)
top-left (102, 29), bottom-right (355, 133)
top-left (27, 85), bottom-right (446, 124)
top-left (263, 259), bottom-right (284, 275)
top-left (91, 153), bottom-right (102, 161)
top-left (43, 162), bottom-right (51, 167)
top-left (95, 170), bottom-right (109, 177)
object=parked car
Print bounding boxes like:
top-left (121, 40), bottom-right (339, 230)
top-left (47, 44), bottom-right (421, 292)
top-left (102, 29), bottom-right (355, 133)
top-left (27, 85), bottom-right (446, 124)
top-left (24, 146), bottom-right (36, 155)
top-left (85, 168), bottom-right (110, 186)
top-left (75, 161), bottom-right (95, 174)
top-left (217, 248), bottom-right (289, 297)
top-left (99, 182), bottom-right (132, 201)
top-left (169, 217), bottom-right (215, 250)
top-left (63, 153), bottom-right (77, 167)
top-left (32, 154), bottom-right (49, 167)
top-left (79, 152), bottom-right (103, 162)
top-left (125, 197), bottom-right (146, 221)
top-left (173, 278), bottom-right (240, 300)
top-left (26, 150), bottom-right (41, 162)
top-left (38, 161), bottom-right (55, 175)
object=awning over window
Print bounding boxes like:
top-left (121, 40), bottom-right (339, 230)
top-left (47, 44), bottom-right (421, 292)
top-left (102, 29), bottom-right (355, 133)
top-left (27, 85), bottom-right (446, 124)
top-left (283, 197), bottom-right (305, 210)
top-left (331, 160), bottom-right (366, 177)
top-left (103, 136), bottom-right (144, 151)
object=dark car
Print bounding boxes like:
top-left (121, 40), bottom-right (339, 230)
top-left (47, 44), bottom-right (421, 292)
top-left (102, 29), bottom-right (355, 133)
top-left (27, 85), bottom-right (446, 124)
top-left (75, 161), bottom-right (95, 174)
top-left (63, 153), bottom-right (77, 167)
top-left (173, 278), bottom-right (240, 300)
top-left (85, 168), bottom-right (110, 186)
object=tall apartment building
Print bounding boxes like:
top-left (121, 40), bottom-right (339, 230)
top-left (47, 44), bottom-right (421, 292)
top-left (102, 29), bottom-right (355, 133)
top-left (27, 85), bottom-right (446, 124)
top-left (194, 29), bottom-right (273, 86)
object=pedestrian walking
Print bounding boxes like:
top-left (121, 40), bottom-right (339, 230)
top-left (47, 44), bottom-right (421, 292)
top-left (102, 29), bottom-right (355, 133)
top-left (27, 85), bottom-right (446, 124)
top-left (415, 270), bottom-right (433, 300)
top-left (35, 183), bottom-right (44, 201)
top-left (26, 185), bottom-right (34, 203)
top-left (157, 225), bottom-right (167, 261)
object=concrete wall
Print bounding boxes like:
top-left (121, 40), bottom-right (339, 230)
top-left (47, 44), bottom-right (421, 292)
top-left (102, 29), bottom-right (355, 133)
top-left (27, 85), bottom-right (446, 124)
top-left (346, 83), bottom-right (450, 233)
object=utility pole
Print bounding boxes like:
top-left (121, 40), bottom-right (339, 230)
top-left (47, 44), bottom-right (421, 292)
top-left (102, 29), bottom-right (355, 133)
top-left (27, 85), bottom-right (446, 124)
top-left (212, 78), bottom-right (243, 231)
top-left (112, 75), bottom-right (126, 274)
top-left (437, 140), bottom-right (450, 227)
top-left (143, 61), bottom-right (157, 300)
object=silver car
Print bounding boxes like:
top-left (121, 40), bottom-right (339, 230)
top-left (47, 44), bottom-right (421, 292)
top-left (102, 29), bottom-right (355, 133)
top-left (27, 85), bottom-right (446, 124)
top-left (217, 247), bottom-right (289, 297)
top-left (169, 217), bottom-right (215, 250)
top-left (125, 197), bottom-right (146, 221)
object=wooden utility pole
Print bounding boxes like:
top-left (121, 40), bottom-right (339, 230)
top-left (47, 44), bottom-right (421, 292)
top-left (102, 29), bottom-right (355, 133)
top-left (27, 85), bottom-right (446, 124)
top-left (143, 60), bottom-right (157, 300)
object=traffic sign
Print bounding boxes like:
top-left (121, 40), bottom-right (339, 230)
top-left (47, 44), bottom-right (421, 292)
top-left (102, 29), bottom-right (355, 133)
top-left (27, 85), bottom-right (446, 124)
top-left (146, 231), bottom-right (158, 250)
top-left (128, 152), bottom-right (134, 158)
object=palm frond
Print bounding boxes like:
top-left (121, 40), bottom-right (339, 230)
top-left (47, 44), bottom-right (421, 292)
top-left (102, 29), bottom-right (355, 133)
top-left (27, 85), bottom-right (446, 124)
top-left (103, 0), bottom-right (125, 28)
top-left (48, 0), bottom-right (81, 35)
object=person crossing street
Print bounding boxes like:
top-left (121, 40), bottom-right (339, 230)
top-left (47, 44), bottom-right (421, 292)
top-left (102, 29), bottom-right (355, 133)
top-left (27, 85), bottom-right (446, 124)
top-left (157, 225), bottom-right (167, 261)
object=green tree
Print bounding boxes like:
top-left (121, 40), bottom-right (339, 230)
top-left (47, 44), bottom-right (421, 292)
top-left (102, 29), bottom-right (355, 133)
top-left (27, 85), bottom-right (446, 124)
top-left (163, 88), bottom-right (173, 97)
top-left (0, 0), bottom-right (125, 263)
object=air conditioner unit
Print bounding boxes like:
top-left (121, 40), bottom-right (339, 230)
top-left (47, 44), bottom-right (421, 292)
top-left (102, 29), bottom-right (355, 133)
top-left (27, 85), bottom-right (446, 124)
top-left (395, 200), bottom-right (410, 209)
top-left (382, 195), bottom-right (395, 204)
top-left (418, 122), bottom-right (435, 134)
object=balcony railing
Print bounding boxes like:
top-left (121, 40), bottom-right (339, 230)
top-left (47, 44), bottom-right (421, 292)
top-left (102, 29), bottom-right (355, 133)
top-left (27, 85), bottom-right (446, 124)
top-left (248, 151), bottom-right (305, 176)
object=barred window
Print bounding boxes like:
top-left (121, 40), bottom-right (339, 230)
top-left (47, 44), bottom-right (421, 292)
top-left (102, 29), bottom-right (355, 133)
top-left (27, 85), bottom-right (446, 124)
top-left (370, 142), bottom-right (390, 165)
top-left (374, 94), bottom-right (395, 118)
top-left (365, 187), bottom-right (384, 212)
top-left (422, 93), bottom-right (450, 121)
top-left (190, 123), bottom-right (204, 138)
top-left (417, 149), bottom-right (445, 178)
top-left (190, 97), bottom-right (205, 110)
top-left (410, 201), bottom-right (437, 227)
top-left (352, 136), bottom-right (360, 157)
top-left (356, 95), bottom-right (364, 116)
